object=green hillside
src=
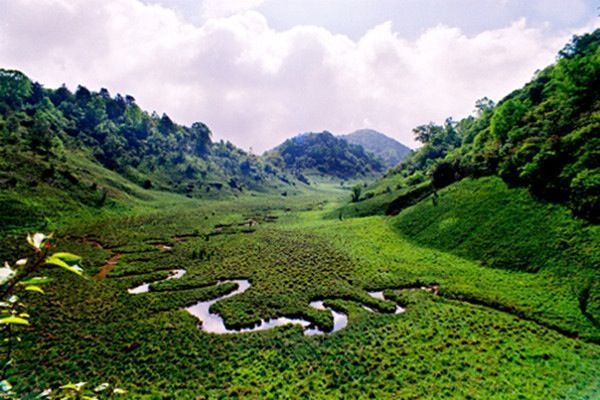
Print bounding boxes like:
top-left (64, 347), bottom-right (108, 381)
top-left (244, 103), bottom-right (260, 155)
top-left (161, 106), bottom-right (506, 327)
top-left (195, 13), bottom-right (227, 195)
top-left (392, 177), bottom-right (599, 334)
top-left (340, 129), bottom-right (411, 168)
top-left (267, 131), bottom-right (385, 180)
top-left (393, 177), bottom-right (598, 275)
top-left (356, 29), bottom-right (599, 222)
top-left (0, 26), bottom-right (599, 400)
top-left (0, 69), bottom-right (301, 234)
top-left (0, 69), bottom-right (293, 200)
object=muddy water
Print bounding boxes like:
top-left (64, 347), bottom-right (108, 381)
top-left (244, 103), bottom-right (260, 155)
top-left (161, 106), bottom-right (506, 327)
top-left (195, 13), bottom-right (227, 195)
top-left (127, 269), bottom-right (186, 294)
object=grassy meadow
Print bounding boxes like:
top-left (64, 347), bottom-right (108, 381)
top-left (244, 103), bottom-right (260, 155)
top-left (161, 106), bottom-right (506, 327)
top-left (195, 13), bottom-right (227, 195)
top-left (3, 175), bottom-right (599, 399)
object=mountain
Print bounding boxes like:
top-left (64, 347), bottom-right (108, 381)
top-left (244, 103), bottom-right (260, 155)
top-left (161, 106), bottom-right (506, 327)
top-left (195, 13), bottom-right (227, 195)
top-left (266, 131), bottom-right (385, 180)
top-left (340, 129), bottom-right (411, 168)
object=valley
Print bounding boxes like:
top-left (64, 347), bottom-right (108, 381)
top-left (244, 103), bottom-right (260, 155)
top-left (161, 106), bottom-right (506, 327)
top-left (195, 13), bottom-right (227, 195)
top-left (3, 175), bottom-right (598, 399)
top-left (0, 26), bottom-right (598, 399)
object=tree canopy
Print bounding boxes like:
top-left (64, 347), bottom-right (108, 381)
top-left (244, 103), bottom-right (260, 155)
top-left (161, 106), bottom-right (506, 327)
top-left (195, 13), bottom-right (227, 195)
top-left (389, 29), bottom-right (600, 221)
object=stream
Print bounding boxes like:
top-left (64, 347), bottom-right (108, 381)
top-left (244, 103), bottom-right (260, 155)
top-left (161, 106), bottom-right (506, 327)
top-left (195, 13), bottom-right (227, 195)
top-left (184, 279), bottom-right (347, 335)
top-left (127, 269), bottom-right (186, 294)
top-left (367, 291), bottom-right (406, 314)
top-left (128, 273), bottom-right (404, 335)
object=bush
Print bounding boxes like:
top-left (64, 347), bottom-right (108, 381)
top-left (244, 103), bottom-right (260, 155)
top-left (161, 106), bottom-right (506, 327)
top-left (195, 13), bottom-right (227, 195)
top-left (431, 161), bottom-right (461, 190)
top-left (386, 183), bottom-right (433, 215)
top-left (351, 185), bottom-right (362, 202)
top-left (406, 172), bottom-right (425, 185)
top-left (570, 169), bottom-right (599, 222)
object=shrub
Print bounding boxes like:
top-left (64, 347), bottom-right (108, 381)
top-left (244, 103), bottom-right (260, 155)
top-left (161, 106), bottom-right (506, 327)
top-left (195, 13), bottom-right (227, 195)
top-left (570, 169), bottom-right (599, 222)
top-left (351, 185), bottom-right (362, 202)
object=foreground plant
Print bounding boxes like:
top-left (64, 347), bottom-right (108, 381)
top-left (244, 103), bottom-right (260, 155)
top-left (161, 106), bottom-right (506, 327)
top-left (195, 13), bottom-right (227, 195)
top-left (0, 233), bottom-right (125, 399)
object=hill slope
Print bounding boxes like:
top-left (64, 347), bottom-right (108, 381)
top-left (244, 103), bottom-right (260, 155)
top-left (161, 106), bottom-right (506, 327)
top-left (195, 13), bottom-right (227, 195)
top-left (267, 131), bottom-right (385, 180)
top-left (391, 176), bottom-right (599, 339)
top-left (0, 69), bottom-right (296, 232)
top-left (340, 129), bottom-right (411, 168)
top-left (338, 29), bottom-right (599, 222)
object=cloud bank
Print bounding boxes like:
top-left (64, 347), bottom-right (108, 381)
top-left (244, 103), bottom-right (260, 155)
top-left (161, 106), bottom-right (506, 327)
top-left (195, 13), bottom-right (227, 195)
top-left (0, 0), bottom-right (592, 151)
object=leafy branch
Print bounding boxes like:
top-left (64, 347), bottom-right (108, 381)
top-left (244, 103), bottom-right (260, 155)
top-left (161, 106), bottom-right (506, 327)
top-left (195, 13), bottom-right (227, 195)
top-left (0, 233), bottom-right (125, 399)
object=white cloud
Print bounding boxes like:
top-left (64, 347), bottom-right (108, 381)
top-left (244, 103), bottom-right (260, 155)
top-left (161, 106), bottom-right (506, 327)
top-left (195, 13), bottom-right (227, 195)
top-left (0, 0), bottom-right (593, 152)
top-left (201, 0), bottom-right (266, 19)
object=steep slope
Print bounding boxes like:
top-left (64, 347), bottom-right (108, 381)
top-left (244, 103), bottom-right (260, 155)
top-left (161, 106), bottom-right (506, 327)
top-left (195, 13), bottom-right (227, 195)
top-left (393, 177), bottom-right (598, 275)
top-left (391, 176), bottom-right (599, 338)
top-left (340, 129), bottom-right (411, 168)
top-left (387, 30), bottom-right (599, 221)
top-left (337, 29), bottom-right (599, 222)
top-left (267, 131), bottom-right (385, 180)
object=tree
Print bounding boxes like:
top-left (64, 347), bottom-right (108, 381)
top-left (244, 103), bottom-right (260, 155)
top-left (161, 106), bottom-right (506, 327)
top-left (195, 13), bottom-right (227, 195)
top-left (413, 123), bottom-right (443, 145)
top-left (474, 97), bottom-right (495, 115)
top-left (0, 70), bottom-right (32, 110)
top-left (489, 98), bottom-right (527, 142)
top-left (351, 184), bottom-right (362, 202)
top-left (190, 122), bottom-right (212, 156)
top-left (158, 113), bottom-right (175, 135)
top-left (431, 160), bottom-right (460, 189)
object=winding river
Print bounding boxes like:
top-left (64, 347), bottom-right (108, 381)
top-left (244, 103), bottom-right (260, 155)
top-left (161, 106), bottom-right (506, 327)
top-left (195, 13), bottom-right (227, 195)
top-left (128, 273), bottom-right (405, 335)
top-left (127, 269), bottom-right (186, 294)
top-left (367, 291), bottom-right (406, 314)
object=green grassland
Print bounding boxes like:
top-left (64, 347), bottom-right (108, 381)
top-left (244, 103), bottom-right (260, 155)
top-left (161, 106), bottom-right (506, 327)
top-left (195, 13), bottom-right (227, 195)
top-left (3, 174), bottom-right (599, 399)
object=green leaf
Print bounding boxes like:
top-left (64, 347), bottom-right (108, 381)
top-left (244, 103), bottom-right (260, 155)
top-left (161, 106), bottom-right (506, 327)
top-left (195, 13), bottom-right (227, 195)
top-left (45, 256), bottom-right (84, 276)
top-left (60, 382), bottom-right (86, 391)
top-left (0, 380), bottom-right (12, 393)
top-left (35, 388), bottom-right (52, 398)
top-left (0, 316), bottom-right (29, 325)
top-left (20, 277), bottom-right (53, 285)
top-left (51, 252), bottom-right (82, 263)
top-left (25, 285), bottom-right (44, 294)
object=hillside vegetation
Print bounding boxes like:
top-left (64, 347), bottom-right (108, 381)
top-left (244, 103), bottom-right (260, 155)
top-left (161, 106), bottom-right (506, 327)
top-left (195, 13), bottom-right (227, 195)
top-left (0, 69), bottom-right (293, 201)
top-left (267, 131), bottom-right (385, 180)
top-left (340, 129), bottom-right (411, 168)
top-left (1, 28), bottom-right (599, 400)
top-left (0, 69), bottom-right (302, 234)
top-left (346, 30), bottom-right (599, 222)
top-left (6, 189), bottom-right (599, 398)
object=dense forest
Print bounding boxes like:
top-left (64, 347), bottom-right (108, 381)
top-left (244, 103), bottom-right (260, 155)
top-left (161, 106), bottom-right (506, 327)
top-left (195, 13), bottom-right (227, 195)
top-left (0, 70), bottom-right (293, 199)
top-left (386, 29), bottom-right (599, 222)
top-left (267, 131), bottom-right (385, 180)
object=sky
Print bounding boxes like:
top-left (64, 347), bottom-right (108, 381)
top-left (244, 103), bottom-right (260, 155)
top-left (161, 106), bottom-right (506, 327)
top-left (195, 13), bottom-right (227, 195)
top-left (0, 1), bottom-right (597, 152)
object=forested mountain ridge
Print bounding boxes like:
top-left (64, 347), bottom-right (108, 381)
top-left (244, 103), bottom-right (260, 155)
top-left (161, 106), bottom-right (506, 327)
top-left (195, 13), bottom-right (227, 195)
top-left (266, 131), bottom-right (385, 180)
top-left (357, 29), bottom-right (599, 222)
top-left (340, 129), bottom-right (411, 168)
top-left (0, 69), bottom-right (294, 196)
